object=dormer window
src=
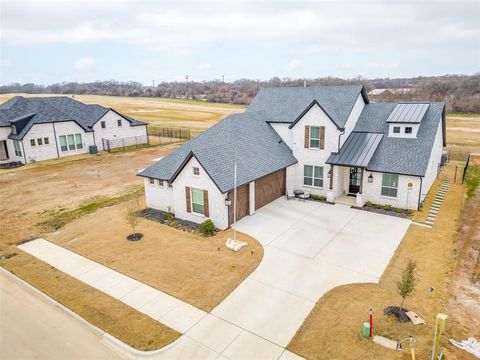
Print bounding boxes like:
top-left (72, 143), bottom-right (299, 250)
top-left (393, 126), bottom-right (400, 134)
top-left (405, 127), bottom-right (412, 134)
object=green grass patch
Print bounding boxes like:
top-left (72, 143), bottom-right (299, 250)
top-left (465, 165), bottom-right (480, 198)
top-left (38, 187), bottom-right (144, 232)
top-left (447, 112), bottom-right (480, 118)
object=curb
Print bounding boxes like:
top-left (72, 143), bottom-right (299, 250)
top-left (0, 267), bottom-right (181, 358)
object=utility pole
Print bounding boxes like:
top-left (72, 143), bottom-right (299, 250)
top-left (222, 75), bottom-right (225, 83)
top-left (185, 74), bottom-right (189, 98)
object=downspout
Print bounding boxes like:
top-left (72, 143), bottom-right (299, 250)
top-left (20, 140), bottom-right (27, 164)
top-left (337, 128), bottom-right (346, 152)
top-left (417, 176), bottom-right (423, 210)
top-left (52, 123), bottom-right (60, 159)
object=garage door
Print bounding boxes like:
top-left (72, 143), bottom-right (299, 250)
top-left (228, 184), bottom-right (249, 226)
top-left (255, 168), bottom-right (286, 210)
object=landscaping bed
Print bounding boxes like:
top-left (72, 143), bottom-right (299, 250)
top-left (138, 208), bottom-right (200, 231)
top-left (353, 202), bottom-right (411, 219)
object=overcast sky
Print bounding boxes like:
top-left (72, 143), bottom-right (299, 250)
top-left (0, 0), bottom-right (479, 85)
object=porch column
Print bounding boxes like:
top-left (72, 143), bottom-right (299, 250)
top-left (359, 168), bottom-right (364, 194)
top-left (249, 181), bottom-right (255, 215)
top-left (329, 165), bottom-right (334, 190)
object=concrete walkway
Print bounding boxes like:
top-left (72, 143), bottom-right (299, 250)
top-left (18, 198), bottom-right (410, 359)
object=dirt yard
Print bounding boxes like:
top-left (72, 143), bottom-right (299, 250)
top-left (288, 163), bottom-right (477, 360)
top-left (46, 200), bottom-right (263, 312)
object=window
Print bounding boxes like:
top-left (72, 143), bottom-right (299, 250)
top-left (60, 136), bottom-right (68, 152)
top-left (60, 134), bottom-right (83, 152)
top-left (117, 119), bottom-right (122, 127)
top-left (75, 134), bottom-right (83, 149)
top-left (191, 188), bottom-right (205, 215)
top-left (193, 167), bottom-right (200, 176)
top-left (149, 178), bottom-right (155, 184)
top-left (381, 173), bottom-right (399, 198)
top-left (309, 126), bottom-right (320, 148)
top-left (168, 182), bottom-right (173, 188)
top-left (37, 138), bottom-right (43, 146)
top-left (44, 137), bottom-right (49, 145)
top-left (30, 139), bottom-right (36, 146)
top-left (158, 179), bottom-right (164, 186)
top-left (101, 121), bottom-right (106, 128)
top-left (304, 165), bottom-right (324, 187)
top-left (13, 140), bottom-right (22, 157)
top-left (405, 127), bottom-right (413, 134)
top-left (393, 126), bottom-right (400, 134)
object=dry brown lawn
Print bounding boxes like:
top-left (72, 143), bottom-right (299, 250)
top-left (446, 115), bottom-right (480, 157)
top-left (47, 199), bottom-right (263, 312)
top-left (288, 164), bottom-right (472, 360)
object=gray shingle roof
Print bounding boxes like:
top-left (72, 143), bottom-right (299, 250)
top-left (138, 111), bottom-right (297, 193)
top-left (0, 96), bottom-right (146, 139)
top-left (352, 102), bottom-right (445, 176)
top-left (327, 132), bottom-right (383, 168)
top-left (246, 85), bottom-right (368, 128)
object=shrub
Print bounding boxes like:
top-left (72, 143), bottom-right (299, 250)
top-left (169, 221), bottom-right (178, 227)
top-left (199, 219), bottom-right (216, 236)
top-left (366, 201), bottom-right (373, 207)
top-left (384, 204), bottom-right (392, 211)
top-left (310, 194), bottom-right (326, 201)
top-left (165, 212), bottom-right (175, 221)
top-left (374, 203), bottom-right (382, 209)
top-left (395, 207), bottom-right (404, 213)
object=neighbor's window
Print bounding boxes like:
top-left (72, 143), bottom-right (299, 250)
top-left (158, 179), bottom-right (164, 186)
top-left (405, 127), bottom-right (413, 134)
top-left (30, 139), bottom-right (36, 146)
top-left (75, 134), bottom-right (83, 149)
top-left (381, 173), bottom-right (399, 198)
top-left (191, 188), bottom-right (205, 215)
top-left (117, 119), bottom-right (122, 127)
top-left (59, 134), bottom-right (83, 152)
top-left (67, 134), bottom-right (75, 150)
top-left (149, 178), bottom-right (155, 184)
top-left (101, 121), bottom-right (106, 128)
top-left (37, 138), bottom-right (43, 146)
top-left (393, 126), bottom-right (400, 134)
top-left (193, 167), bottom-right (200, 176)
top-left (309, 126), bottom-right (320, 148)
top-left (304, 165), bottom-right (324, 187)
top-left (59, 136), bottom-right (68, 152)
top-left (44, 137), bottom-right (49, 145)
top-left (13, 140), bottom-right (22, 157)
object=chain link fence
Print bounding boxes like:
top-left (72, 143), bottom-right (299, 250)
top-left (102, 135), bottom-right (148, 152)
top-left (147, 126), bottom-right (191, 146)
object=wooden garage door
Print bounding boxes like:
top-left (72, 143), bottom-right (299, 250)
top-left (228, 184), bottom-right (249, 226)
top-left (255, 168), bottom-right (286, 210)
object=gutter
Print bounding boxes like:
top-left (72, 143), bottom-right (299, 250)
top-left (417, 176), bottom-right (423, 210)
top-left (20, 140), bottom-right (27, 164)
top-left (52, 123), bottom-right (60, 159)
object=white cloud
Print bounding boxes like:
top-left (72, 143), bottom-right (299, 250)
top-left (73, 57), bottom-right (95, 71)
top-left (285, 59), bottom-right (303, 71)
top-left (196, 63), bottom-right (211, 70)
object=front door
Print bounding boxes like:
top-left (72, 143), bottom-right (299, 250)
top-left (349, 168), bottom-right (361, 195)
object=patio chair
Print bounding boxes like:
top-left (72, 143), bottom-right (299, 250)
top-left (299, 190), bottom-right (310, 202)
top-left (287, 189), bottom-right (295, 200)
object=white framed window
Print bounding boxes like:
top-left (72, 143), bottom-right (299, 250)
top-left (149, 178), bottom-right (155, 184)
top-left (405, 127), bottom-right (413, 134)
top-left (381, 173), bottom-right (399, 198)
top-left (193, 167), bottom-right (200, 176)
top-left (44, 137), bottom-right (49, 145)
top-left (157, 179), bottom-right (164, 186)
top-left (13, 140), bottom-right (22, 157)
top-left (304, 165), bottom-right (324, 187)
top-left (309, 126), bottom-right (320, 148)
top-left (37, 138), bottom-right (43, 145)
top-left (75, 134), bottom-right (83, 149)
top-left (393, 126), bottom-right (400, 134)
top-left (117, 119), bottom-right (122, 127)
top-left (101, 121), bottom-right (106, 128)
top-left (59, 133), bottom-right (83, 152)
top-left (30, 139), bottom-right (36, 146)
top-left (191, 188), bottom-right (205, 215)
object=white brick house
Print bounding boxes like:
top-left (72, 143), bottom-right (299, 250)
top-left (0, 96), bottom-right (148, 164)
top-left (140, 85), bottom-right (445, 230)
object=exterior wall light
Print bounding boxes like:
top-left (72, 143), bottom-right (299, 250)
top-left (225, 198), bottom-right (232, 206)
top-left (327, 169), bottom-right (332, 178)
top-left (368, 173), bottom-right (373, 183)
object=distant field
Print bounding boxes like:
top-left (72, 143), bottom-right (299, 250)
top-left (0, 94), bottom-right (246, 137)
top-left (446, 114), bottom-right (480, 158)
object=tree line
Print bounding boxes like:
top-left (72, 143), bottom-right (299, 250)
top-left (1, 74), bottom-right (479, 113)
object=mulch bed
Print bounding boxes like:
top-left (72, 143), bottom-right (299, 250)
top-left (384, 306), bottom-right (411, 323)
top-left (0, 161), bottom-right (24, 169)
top-left (352, 205), bottom-right (410, 219)
top-left (127, 233), bottom-right (144, 241)
top-left (138, 208), bottom-right (200, 232)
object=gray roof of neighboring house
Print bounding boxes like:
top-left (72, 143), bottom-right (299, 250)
top-left (386, 102), bottom-right (430, 123)
top-left (138, 111), bottom-right (297, 193)
top-left (0, 96), bottom-right (146, 139)
top-left (327, 132), bottom-right (383, 168)
top-left (247, 85), bottom-right (368, 128)
top-left (349, 102), bottom-right (445, 176)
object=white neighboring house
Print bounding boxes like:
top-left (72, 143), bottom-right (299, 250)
top-left (139, 85), bottom-right (445, 230)
top-left (0, 96), bottom-right (148, 164)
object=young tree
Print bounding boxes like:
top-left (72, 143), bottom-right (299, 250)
top-left (396, 259), bottom-right (417, 309)
top-left (125, 201), bottom-right (140, 236)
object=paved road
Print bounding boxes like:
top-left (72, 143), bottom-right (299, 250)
top-left (0, 271), bottom-right (124, 360)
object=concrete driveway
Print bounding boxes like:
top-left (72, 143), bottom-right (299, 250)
top-left (213, 197), bottom-right (411, 348)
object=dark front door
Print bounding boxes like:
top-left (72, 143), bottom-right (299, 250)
top-left (349, 168), bottom-right (361, 194)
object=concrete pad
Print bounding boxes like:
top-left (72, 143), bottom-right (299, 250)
top-left (212, 278), bottom-right (314, 347)
top-left (102, 276), bottom-right (143, 299)
top-left (186, 314), bottom-right (242, 353)
top-left (89, 270), bottom-right (127, 291)
top-left (155, 335), bottom-right (219, 360)
top-left (76, 265), bottom-right (114, 284)
top-left (221, 331), bottom-right (284, 360)
top-left (120, 284), bottom-right (163, 309)
top-left (279, 350), bottom-right (305, 360)
top-left (159, 302), bottom-right (206, 333)
top-left (139, 293), bottom-right (183, 320)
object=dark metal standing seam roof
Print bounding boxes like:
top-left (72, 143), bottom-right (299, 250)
top-left (386, 103), bottom-right (430, 123)
top-left (326, 132), bottom-right (383, 168)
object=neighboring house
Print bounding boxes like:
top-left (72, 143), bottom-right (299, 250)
top-left (0, 96), bottom-right (148, 164)
top-left (139, 85), bottom-right (445, 230)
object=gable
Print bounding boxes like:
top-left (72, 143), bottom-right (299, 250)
top-left (288, 100), bottom-right (342, 130)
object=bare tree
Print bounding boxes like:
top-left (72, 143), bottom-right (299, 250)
top-left (396, 259), bottom-right (417, 309)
